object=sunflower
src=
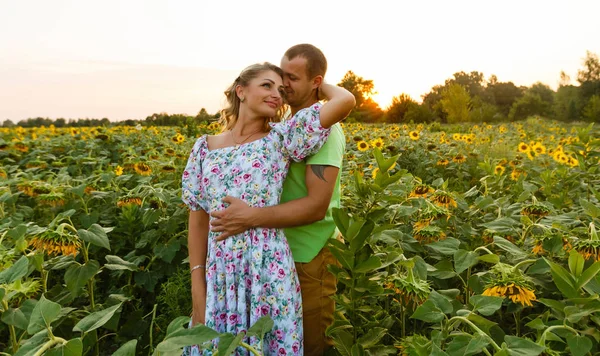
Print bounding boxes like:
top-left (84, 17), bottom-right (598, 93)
top-left (409, 131), bottom-right (420, 140)
top-left (482, 283), bottom-right (537, 307)
top-left (452, 154), bottom-right (466, 164)
top-left (172, 133), bottom-right (185, 144)
top-left (165, 148), bottom-right (176, 156)
top-left (370, 138), bottom-right (385, 149)
top-left (567, 156), bottom-right (579, 167)
top-left (430, 191), bottom-right (457, 209)
top-left (413, 225), bottom-right (446, 244)
top-left (117, 197), bottom-right (143, 207)
top-left (30, 231), bottom-right (81, 257)
top-left (510, 168), bottom-right (526, 181)
top-left (390, 132), bottom-right (400, 139)
top-left (436, 159), bottom-right (449, 166)
top-left (532, 142), bottom-right (546, 155)
top-left (409, 184), bottom-right (434, 198)
top-left (161, 165), bottom-right (176, 173)
top-left (134, 163), bottom-right (152, 176)
top-left (494, 165), bottom-right (506, 175)
top-left (14, 142), bottom-right (29, 153)
top-left (115, 165), bottom-right (124, 176)
top-left (38, 193), bottom-right (66, 207)
top-left (25, 160), bottom-right (47, 169)
top-left (517, 142), bottom-right (529, 153)
top-left (386, 276), bottom-right (430, 311)
top-left (521, 203), bottom-right (550, 219)
top-left (356, 140), bottom-right (369, 152)
top-left (372, 168), bottom-right (380, 179)
top-left (532, 243), bottom-right (544, 255)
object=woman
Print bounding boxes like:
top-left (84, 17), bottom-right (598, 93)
top-left (182, 62), bottom-right (354, 355)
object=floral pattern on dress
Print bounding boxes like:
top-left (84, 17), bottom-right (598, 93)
top-left (182, 103), bottom-right (329, 355)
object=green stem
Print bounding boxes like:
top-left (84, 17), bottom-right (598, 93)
top-left (449, 316), bottom-right (501, 351)
top-left (239, 342), bottom-right (262, 356)
top-left (514, 311), bottom-right (521, 337)
top-left (513, 259), bottom-right (537, 271)
top-left (538, 325), bottom-right (580, 345)
top-left (2, 300), bottom-right (18, 353)
top-left (33, 337), bottom-right (68, 356)
top-left (474, 246), bottom-right (494, 255)
top-left (149, 304), bottom-right (158, 355)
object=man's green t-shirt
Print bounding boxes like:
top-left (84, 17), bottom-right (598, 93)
top-left (280, 123), bottom-right (345, 263)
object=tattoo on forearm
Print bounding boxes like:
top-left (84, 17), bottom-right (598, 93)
top-left (311, 165), bottom-right (329, 182)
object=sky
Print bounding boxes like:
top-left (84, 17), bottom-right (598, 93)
top-left (1, 0), bottom-right (599, 122)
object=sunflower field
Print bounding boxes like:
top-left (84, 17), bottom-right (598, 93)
top-left (0, 118), bottom-right (599, 355)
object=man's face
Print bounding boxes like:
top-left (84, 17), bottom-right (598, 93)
top-left (280, 56), bottom-right (315, 107)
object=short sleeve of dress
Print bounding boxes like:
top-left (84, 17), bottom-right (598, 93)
top-left (181, 136), bottom-right (209, 212)
top-left (269, 102), bottom-right (331, 162)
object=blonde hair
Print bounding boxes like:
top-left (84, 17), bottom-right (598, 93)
top-left (219, 62), bottom-right (287, 132)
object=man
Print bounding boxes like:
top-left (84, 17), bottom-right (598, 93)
top-left (210, 44), bottom-right (348, 355)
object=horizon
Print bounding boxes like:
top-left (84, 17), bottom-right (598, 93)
top-left (1, 0), bottom-right (599, 122)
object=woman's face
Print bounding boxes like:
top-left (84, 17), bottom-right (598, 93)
top-left (239, 70), bottom-right (285, 117)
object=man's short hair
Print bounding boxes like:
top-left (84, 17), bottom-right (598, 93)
top-left (284, 44), bottom-right (327, 79)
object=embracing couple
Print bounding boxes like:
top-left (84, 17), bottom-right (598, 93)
top-left (181, 44), bottom-right (354, 355)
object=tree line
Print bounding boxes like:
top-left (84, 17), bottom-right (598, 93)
top-left (3, 51), bottom-right (599, 128)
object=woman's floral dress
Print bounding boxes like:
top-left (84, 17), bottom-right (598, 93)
top-left (182, 103), bottom-right (329, 355)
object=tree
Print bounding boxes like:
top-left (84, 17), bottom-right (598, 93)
top-left (583, 95), bottom-right (600, 122)
top-left (577, 51), bottom-right (600, 100)
top-left (440, 83), bottom-right (471, 123)
top-left (508, 93), bottom-right (546, 121)
top-left (404, 103), bottom-right (434, 123)
top-left (337, 71), bottom-right (383, 122)
top-left (528, 82), bottom-right (555, 116)
top-left (385, 94), bottom-right (415, 123)
top-left (485, 81), bottom-right (523, 116)
top-left (553, 85), bottom-right (581, 121)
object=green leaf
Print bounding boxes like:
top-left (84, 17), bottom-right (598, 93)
top-left (155, 324), bottom-right (220, 352)
top-left (577, 261), bottom-right (600, 289)
top-left (45, 338), bottom-right (83, 356)
top-left (429, 291), bottom-right (454, 314)
top-left (426, 238), bottom-right (460, 255)
top-left (351, 343), bottom-right (365, 356)
top-left (27, 295), bottom-right (62, 335)
top-left (246, 316), bottom-right (274, 341)
top-left (447, 335), bottom-right (489, 356)
top-left (328, 241), bottom-right (354, 270)
top-left (218, 332), bottom-right (245, 356)
top-left (504, 335), bottom-right (545, 356)
top-left (543, 258), bottom-right (579, 298)
top-left (1, 307), bottom-right (29, 330)
top-left (354, 256), bottom-right (382, 273)
top-left (568, 250), bottom-right (585, 277)
top-left (431, 344), bottom-right (450, 356)
top-left (492, 236), bottom-right (527, 259)
top-left (77, 224), bottom-right (111, 251)
top-left (470, 295), bottom-right (503, 316)
top-left (73, 303), bottom-right (122, 333)
top-left (330, 329), bottom-right (353, 356)
top-left (346, 219), bottom-right (366, 242)
top-left (64, 260), bottom-right (100, 297)
top-left (524, 318), bottom-right (546, 331)
top-left (580, 198), bottom-right (600, 219)
top-left (564, 305), bottom-right (600, 323)
top-left (112, 340), bottom-right (138, 356)
top-left (165, 316), bottom-right (191, 337)
top-left (454, 250), bottom-right (478, 274)
top-left (411, 300), bottom-right (445, 323)
top-left (482, 217), bottom-right (520, 235)
top-left (332, 208), bottom-right (350, 237)
top-left (105, 255), bottom-right (138, 271)
top-left (478, 254), bottom-right (500, 264)
top-left (350, 220), bottom-right (375, 253)
top-left (357, 327), bottom-right (387, 348)
top-left (566, 334), bottom-right (592, 356)
top-left (0, 255), bottom-right (29, 284)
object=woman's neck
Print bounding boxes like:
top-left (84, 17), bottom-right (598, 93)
top-left (234, 110), bottom-right (267, 135)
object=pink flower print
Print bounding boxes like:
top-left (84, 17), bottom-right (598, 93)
top-left (263, 243), bottom-right (270, 251)
top-left (292, 342), bottom-right (300, 353)
top-left (296, 284), bottom-right (301, 293)
top-left (210, 165), bottom-right (220, 174)
top-left (255, 273), bottom-right (260, 281)
top-left (231, 167), bottom-right (240, 175)
top-left (275, 329), bottom-right (284, 340)
top-left (202, 177), bottom-right (210, 185)
top-left (251, 160), bottom-right (262, 169)
top-left (269, 340), bottom-right (278, 350)
top-left (277, 268), bottom-right (285, 279)
top-left (245, 277), bottom-right (252, 289)
top-left (228, 314), bottom-right (239, 326)
top-left (182, 171), bottom-right (190, 179)
top-left (216, 250), bottom-right (223, 258)
top-left (226, 263), bottom-right (235, 274)
top-left (219, 313), bottom-right (227, 322)
top-left (242, 173), bottom-right (252, 182)
top-left (261, 304), bottom-right (270, 316)
top-left (224, 252), bottom-right (233, 260)
top-left (279, 348), bottom-right (286, 355)
top-left (233, 177), bottom-right (242, 185)
top-left (252, 234), bottom-right (260, 244)
top-left (268, 262), bottom-right (278, 273)
top-left (236, 251), bottom-right (243, 259)
top-left (274, 251), bottom-right (282, 261)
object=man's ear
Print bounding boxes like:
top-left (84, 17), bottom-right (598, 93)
top-left (311, 75), bottom-right (323, 89)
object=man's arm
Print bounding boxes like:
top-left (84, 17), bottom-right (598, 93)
top-left (211, 164), bottom-right (339, 241)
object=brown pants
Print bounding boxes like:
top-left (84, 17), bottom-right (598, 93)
top-left (295, 247), bottom-right (338, 355)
